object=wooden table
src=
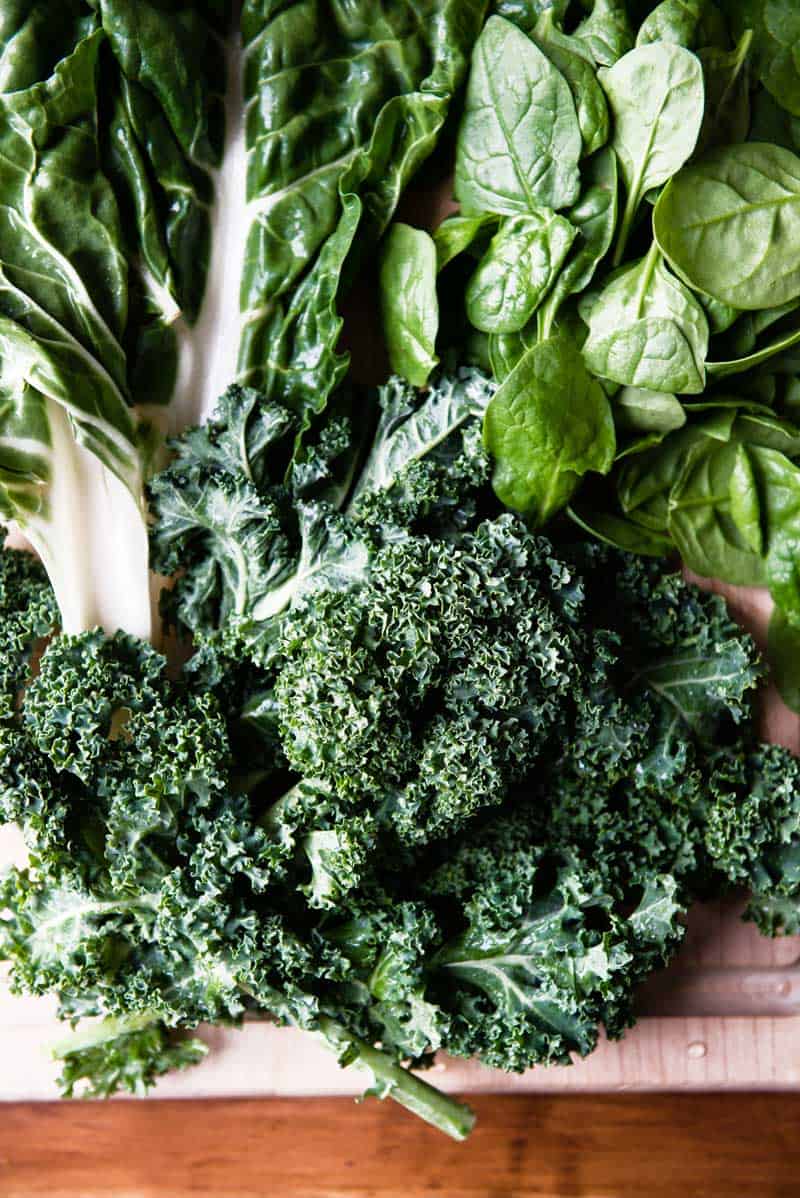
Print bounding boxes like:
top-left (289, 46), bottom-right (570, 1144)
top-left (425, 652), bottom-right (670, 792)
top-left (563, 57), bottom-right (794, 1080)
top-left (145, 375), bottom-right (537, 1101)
top-left (2, 1094), bottom-right (799, 1197)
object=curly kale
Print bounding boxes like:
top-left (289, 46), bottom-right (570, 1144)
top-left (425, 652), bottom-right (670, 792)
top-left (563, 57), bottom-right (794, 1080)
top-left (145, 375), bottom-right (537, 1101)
top-left (275, 517), bottom-right (585, 844)
top-left (1, 370), bottom-right (796, 1139)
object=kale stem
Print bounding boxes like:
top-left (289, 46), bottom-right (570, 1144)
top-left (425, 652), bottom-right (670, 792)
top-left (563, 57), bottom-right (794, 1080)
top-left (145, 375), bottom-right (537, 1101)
top-left (315, 1015), bottom-right (476, 1141)
top-left (50, 1012), bottom-right (158, 1060)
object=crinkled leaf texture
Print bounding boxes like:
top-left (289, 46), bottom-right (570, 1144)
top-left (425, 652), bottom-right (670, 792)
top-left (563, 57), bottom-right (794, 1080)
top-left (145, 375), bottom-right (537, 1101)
top-left (237, 0), bottom-right (487, 434)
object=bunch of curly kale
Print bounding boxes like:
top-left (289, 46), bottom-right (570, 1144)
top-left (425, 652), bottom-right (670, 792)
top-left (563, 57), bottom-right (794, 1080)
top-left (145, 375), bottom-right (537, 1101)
top-left (2, 370), bottom-right (800, 1138)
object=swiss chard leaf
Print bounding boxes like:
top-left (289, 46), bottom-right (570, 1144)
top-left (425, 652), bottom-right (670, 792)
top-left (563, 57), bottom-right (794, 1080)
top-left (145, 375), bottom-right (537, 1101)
top-left (238, 0), bottom-right (487, 432)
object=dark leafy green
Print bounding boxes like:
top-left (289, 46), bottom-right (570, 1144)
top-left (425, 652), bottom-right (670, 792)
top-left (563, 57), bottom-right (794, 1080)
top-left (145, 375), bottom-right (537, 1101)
top-left (238, 0), bottom-right (487, 431)
top-left (483, 337), bottom-right (615, 521)
top-left (380, 225), bottom-right (440, 387)
top-left (654, 143), bottom-right (800, 310)
top-left (455, 16), bottom-right (582, 215)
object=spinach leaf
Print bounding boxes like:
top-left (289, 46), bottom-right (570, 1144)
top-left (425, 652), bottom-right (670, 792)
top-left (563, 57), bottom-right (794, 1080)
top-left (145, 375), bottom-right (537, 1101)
top-left (742, 445), bottom-right (800, 623)
top-left (614, 386), bottom-right (687, 435)
top-left (667, 435), bottom-right (768, 584)
top-left (434, 214), bottom-right (500, 272)
top-left (580, 246), bottom-right (709, 393)
top-left (466, 212), bottom-right (576, 334)
top-left (483, 337), bottom-right (615, 523)
top-left (488, 325), bottom-right (538, 382)
top-left (239, 0), bottom-right (487, 429)
top-left (617, 424), bottom-right (705, 534)
top-left (574, 0), bottom-right (635, 67)
top-left (379, 225), bottom-right (440, 389)
top-left (718, 301), bottom-right (799, 359)
top-left (718, 0), bottom-right (800, 119)
top-left (654, 143), bottom-right (800, 310)
top-left (491, 0), bottom-right (571, 30)
top-left (567, 504), bottom-right (674, 554)
top-left (533, 11), bottom-right (610, 158)
top-left (601, 43), bottom-right (705, 264)
top-left (636, 0), bottom-right (726, 49)
top-left (750, 89), bottom-right (800, 153)
top-left (537, 146), bottom-right (618, 338)
top-left (619, 413), bottom-right (800, 585)
top-left (707, 322), bottom-right (800, 379)
top-left (694, 32), bottom-right (753, 157)
top-left (455, 16), bottom-right (582, 216)
top-left (700, 295), bottom-right (740, 335)
top-left (767, 606), bottom-right (800, 711)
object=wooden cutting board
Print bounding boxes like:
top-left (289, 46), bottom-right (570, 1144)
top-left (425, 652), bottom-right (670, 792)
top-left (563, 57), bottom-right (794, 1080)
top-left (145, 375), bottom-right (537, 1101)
top-left (2, 580), bottom-right (800, 1101)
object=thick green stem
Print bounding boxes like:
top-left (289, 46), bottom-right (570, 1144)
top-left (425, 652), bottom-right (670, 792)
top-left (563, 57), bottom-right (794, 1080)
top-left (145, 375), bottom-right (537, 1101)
top-left (50, 1012), bottom-right (157, 1060)
top-left (316, 1015), bottom-right (475, 1141)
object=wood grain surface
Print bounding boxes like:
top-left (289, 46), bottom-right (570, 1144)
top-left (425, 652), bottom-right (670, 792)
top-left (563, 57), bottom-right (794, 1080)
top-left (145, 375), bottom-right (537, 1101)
top-left (2, 1094), bottom-right (799, 1198)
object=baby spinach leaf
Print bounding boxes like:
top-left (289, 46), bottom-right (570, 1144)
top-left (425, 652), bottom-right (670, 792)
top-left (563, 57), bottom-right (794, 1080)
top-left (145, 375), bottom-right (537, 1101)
top-left (744, 445), bottom-right (800, 624)
top-left (537, 146), bottom-right (618, 338)
top-left (491, 0), bottom-right (571, 31)
top-left (718, 0), bottom-right (800, 119)
top-left (636, 0), bottom-right (726, 50)
top-left (667, 436), bottom-right (768, 584)
top-left (483, 337), bottom-right (615, 523)
top-left (379, 224), bottom-right (440, 389)
top-left (750, 89), bottom-right (800, 154)
top-left (614, 387), bottom-right (687, 434)
top-left (488, 325), bottom-right (538, 382)
top-left (455, 16), bottom-right (582, 216)
top-left (533, 11), bottom-right (610, 158)
top-left (721, 303), bottom-right (798, 357)
top-left (617, 424), bottom-right (703, 534)
top-left (729, 443), bottom-right (764, 554)
top-left (694, 31), bottom-right (753, 157)
top-left (619, 412), bottom-right (800, 585)
top-left (602, 43), bottom-right (705, 264)
top-left (707, 322), bottom-right (800, 380)
top-left (580, 246), bottom-right (709, 393)
top-left (567, 504), bottom-right (673, 555)
top-left (434, 214), bottom-right (499, 272)
top-left (574, 0), bottom-right (635, 67)
top-left (654, 143), bottom-right (800, 310)
top-left (466, 212), bottom-right (576, 334)
top-left (767, 606), bottom-right (800, 711)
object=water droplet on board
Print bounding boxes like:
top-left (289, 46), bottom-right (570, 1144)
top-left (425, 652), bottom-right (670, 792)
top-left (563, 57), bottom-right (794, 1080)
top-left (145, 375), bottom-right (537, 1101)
top-left (687, 1041), bottom-right (707, 1059)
